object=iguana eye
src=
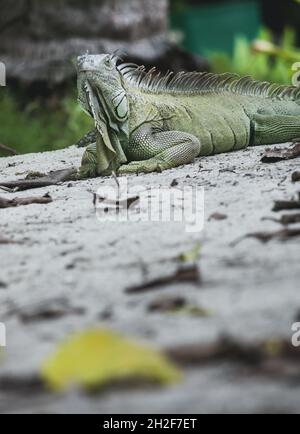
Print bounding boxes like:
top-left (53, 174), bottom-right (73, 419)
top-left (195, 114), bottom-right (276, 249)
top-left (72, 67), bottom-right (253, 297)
top-left (104, 57), bottom-right (112, 68)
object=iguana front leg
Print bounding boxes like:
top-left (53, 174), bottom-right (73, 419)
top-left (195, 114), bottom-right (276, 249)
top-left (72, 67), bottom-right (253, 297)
top-left (79, 142), bottom-right (98, 178)
top-left (119, 126), bottom-right (201, 174)
top-left (79, 138), bottom-right (122, 178)
top-left (75, 129), bottom-right (97, 148)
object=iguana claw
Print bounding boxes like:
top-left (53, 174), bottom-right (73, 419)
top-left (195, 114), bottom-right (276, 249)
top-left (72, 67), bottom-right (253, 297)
top-left (118, 160), bottom-right (163, 175)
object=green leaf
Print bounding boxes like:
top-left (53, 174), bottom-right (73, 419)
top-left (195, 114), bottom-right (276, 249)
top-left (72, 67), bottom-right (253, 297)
top-left (282, 27), bottom-right (296, 50)
top-left (232, 36), bottom-right (251, 74)
top-left (41, 329), bottom-right (180, 392)
top-left (209, 26), bottom-right (300, 85)
top-left (179, 242), bottom-right (201, 263)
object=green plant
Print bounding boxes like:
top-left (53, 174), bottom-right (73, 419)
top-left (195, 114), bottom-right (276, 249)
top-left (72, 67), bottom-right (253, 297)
top-left (0, 89), bottom-right (93, 154)
top-left (210, 28), bottom-right (300, 85)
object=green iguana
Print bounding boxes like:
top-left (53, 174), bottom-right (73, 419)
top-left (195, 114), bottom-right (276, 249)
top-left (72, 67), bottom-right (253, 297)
top-left (77, 53), bottom-right (300, 178)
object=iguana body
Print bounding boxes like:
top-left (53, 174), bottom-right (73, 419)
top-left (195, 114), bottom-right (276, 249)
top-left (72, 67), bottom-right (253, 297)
top-left (76, 54), bottom-right (300, 177)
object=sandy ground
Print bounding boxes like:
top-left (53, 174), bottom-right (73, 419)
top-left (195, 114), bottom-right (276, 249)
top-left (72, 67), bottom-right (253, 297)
top-left (0, 143), bottom-right (300, 414)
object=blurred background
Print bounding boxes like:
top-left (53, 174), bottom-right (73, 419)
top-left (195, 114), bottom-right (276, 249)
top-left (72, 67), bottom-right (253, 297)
top-left (0, 0), bottom-right (300, 156)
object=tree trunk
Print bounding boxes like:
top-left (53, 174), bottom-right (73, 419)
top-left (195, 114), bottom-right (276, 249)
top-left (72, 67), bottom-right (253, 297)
top-left (0, 0), bottom-right (207, 85)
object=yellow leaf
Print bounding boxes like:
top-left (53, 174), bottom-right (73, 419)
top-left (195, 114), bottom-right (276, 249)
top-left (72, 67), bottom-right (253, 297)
top-left (41, 329), bottom-right (180, 392)
top-left (179, 242), bottom-right (201, 263)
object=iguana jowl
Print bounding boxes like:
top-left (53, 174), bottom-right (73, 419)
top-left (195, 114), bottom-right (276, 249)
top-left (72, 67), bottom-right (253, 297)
top-left (77, 54), bottom-right (300, 177)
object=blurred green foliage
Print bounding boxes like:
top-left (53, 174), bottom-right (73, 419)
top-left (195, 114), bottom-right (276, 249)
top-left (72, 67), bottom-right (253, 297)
top-left (170, 0), bottom-right (260, 56)
top-left (210, 28), bottom-right (300, 84)
top-left (0, 89), bottom-right (93, 154)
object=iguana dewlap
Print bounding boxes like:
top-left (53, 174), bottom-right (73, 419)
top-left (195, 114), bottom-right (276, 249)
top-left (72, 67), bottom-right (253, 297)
top-left (76, 54), bottom-right (300, 177)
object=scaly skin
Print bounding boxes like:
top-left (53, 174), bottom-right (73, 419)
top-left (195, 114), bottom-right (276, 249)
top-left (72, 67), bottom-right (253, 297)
top-left (75, 54), bottom-right (300, 177)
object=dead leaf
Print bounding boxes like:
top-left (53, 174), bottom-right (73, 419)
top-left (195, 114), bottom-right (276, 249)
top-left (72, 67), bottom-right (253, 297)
top-left (165, 336), bottom-right (300, 368)
top-left (261, 143), bottom-right (300, 163)
top-left (41, 329), bottom-right (180, 392)
top-left (94, 193), bottom-right (140, 211)
top-left (279, 213), bottom-right (300, 225)
top-left (148, 296), bottom-right (211, 317)
top-left (219, 167), bottom-right (237, 174)
top-left (170, 179), bottom-right (179, 187)
top-left (0, 143), bottom-right (18, 156)
top-left (126, 264), bottom-right (201, 294)
top-left (292, 172), bottom-right (300, 183)
top-left (148, 296), bottom-right (187, 312)
top-left (0, 236), bottom-right (18, 245)
top-left (16, 298), bottom-right (85, 323)
top-left (0, 375), bottom-right (43, 394)
top-left (246, 228), bottom-right (300, 243)
top-left (263, 213), bottom-right (300, 225)
top-left (165, 338), bottom-right (241, 367)
top-left (165, 337), bottom-right (300, 380)
top-left (273, 194), bottom-right (300, 212)
top-left (0, 194), bottom-right (52, 209)
top-left (25, 171), bottom-right (47, 180)
top-left (209, 212), bottom-right (228, 221)
top-left (0, 168), bottom-right (77, 191)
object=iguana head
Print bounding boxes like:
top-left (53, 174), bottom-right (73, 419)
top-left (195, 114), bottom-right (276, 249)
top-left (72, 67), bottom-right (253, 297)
top-left (77, 54), bottom-right (128, 177)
